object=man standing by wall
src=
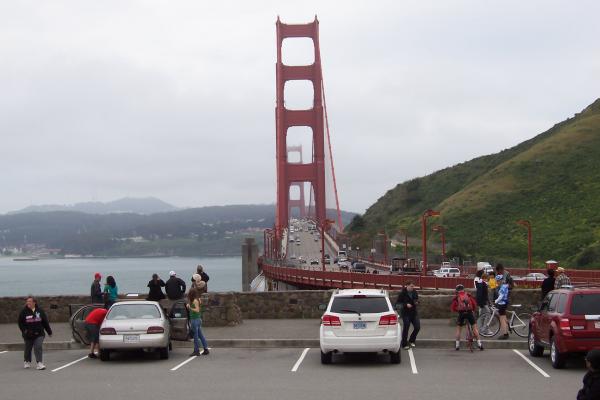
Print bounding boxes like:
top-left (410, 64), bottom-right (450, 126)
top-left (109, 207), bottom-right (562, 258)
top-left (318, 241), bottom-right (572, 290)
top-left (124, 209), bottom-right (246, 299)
top-left (396, 282), bottom-right (420, 350)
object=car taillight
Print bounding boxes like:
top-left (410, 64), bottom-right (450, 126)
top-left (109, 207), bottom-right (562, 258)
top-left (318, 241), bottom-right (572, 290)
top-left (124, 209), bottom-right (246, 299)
top-left (322, 314), bottom-right (341, 326)
top-left (100, 327), bottom-right (116, 335)
top-left (559, 318), bottom-right (571, 333)
top-left (379, 314), bottom-right (398, 326)
top-left (147, 326), bottom-right (165, 334)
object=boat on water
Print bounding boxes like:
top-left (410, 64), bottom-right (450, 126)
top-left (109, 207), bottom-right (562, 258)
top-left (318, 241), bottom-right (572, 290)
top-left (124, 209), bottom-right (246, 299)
top-left (13, 257), bottom-right (39, 261)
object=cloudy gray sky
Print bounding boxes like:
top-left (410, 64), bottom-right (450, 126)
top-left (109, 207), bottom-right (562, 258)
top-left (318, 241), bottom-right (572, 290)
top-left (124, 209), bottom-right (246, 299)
top-left (1, 1), bottom-right (599, 215)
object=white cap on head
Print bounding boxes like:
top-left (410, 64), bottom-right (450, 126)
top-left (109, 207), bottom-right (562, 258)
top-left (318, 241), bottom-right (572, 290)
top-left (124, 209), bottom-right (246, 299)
top-left (169, 270), bottom-right (176, 276)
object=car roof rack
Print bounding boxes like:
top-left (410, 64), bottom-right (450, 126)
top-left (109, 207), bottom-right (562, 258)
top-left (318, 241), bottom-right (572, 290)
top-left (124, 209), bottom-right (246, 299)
top-left (562, 283), bottom-right (600, 290)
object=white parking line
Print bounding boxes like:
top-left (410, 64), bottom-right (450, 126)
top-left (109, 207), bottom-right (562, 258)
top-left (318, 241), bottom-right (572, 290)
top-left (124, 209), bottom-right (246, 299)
top-left (0, 350), bottom-right (8, 354)
top-left (512, 350), bottom-right (550, 378)
top-left (407, 349), bottom-right (418, 374)
top-left (170, 356), bottom-right (196, 371)
top-left (51, 355), bottom-right (88, 372)
top-left (291, 348), bottom-right (310, 372)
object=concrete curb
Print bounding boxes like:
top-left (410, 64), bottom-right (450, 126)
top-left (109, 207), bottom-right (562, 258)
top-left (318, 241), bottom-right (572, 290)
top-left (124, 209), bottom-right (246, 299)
top-left (0, 338), bottom-right (528, 351)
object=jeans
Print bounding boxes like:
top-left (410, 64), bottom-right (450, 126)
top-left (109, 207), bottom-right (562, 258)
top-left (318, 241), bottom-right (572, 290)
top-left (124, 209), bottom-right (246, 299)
top-left (190, 318), bottom-right (208, 353)
top-left (24, 336), bottom-right (44, 363)
top-left (401, 313), bottom-right (420, 347)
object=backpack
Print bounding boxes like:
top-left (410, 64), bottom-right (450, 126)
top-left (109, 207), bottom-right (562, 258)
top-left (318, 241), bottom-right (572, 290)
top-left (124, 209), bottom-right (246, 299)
top-left (456, 292), bottom-right (473, 312)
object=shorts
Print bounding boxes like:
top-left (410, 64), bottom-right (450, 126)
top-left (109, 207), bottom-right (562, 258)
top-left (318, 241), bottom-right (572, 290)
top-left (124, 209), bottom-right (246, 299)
top-left (497, 304), bottom-right (508, 316)
top-left (457, 311), bottom-right (475, 327)
top-left (85, 323), bottom-right (100, 343)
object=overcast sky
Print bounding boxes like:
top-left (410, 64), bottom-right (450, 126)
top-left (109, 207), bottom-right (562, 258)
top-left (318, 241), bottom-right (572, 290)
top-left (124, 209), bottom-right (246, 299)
top-left (1, 1), bottom-right (599, 215)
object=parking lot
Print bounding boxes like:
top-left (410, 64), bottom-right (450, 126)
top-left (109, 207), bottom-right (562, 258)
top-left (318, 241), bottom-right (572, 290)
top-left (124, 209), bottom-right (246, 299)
top-left (0, 346), bottom-right (585, 399)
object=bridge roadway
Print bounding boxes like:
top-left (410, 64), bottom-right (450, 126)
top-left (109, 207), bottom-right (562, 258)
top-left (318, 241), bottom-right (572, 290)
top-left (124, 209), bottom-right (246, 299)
top-left (0, 345), bottom-right (584, 399)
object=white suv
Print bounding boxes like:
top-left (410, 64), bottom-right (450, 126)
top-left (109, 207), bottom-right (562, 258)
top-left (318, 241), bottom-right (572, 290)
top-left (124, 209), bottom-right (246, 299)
top-left (319, 289), bottom-right (401, 364)
top-left (433, 267), bottom-right (461, 277)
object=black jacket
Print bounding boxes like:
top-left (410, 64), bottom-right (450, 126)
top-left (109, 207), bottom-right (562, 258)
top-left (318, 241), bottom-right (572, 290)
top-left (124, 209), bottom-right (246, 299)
top-left (147, 279), bottom-right (166, 301)
top-left (91, 280), bottom-right (103, 303)
top-left (577, 370), bottom-right (600, 400)
top-left (474, 278), bottom-right (489, 307)
top-left (165, 276), bottom-right (186, 300)
top-left (396, 288), bottom-right (419, 316)
top-left (18, 306), bottom-right (52, 339)
top-left (541, 277), bottom-right (555, 299)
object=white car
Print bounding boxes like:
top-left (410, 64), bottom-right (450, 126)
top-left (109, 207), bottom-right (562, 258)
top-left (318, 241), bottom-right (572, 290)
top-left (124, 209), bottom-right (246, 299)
top-left (523, 272), bottom-right (547, 281)
top-left (319, 289), bottom-right (401, 364)
top-left (433, 267), bottom-right (461, 277)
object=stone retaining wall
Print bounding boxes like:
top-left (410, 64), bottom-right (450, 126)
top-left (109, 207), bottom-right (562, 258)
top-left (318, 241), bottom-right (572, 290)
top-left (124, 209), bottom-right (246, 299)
top-left (1, 289), bottom-right (541, 325)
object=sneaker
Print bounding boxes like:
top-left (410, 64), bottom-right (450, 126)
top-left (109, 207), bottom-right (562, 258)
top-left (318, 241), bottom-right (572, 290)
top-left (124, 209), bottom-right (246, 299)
top-left (478, 343), bottom-right (484, 351)
top-left (36, 362), bottom-right (46, 370)
top-left (409, 342), bottom-right (416, 348)
top-left (201, 349), bottom-right (210, 355)
top-left (189, 351), bottom-right (200, 357)
top-left (88, 353), bottom-right (97, 359)
top-left (24, 362), bottom-right (31, 369)
top-left (403, 345), bottom-right (410, 350)
top-left (455, 346), bottom-right (460, 351)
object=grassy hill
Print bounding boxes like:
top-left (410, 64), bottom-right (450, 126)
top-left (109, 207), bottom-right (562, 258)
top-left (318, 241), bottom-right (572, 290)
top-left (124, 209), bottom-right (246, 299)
top-left (348, 98), bottom-right (600, 268)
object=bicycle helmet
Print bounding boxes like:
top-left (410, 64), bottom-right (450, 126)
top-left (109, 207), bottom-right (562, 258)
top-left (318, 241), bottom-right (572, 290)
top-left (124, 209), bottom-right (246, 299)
top-left (455, 284), bottom-right (464, 292)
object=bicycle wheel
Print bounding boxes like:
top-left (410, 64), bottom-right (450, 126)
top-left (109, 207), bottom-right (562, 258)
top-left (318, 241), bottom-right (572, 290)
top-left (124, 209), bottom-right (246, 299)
top-left (465, 324), bottom-right (474, 352)
top-left (477, 312), bottom-right (500, 337)
top-left (512, 313), bottom-right (531, 338)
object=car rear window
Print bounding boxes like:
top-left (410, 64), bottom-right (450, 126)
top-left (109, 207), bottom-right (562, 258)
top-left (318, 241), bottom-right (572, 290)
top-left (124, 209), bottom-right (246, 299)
top-left (570, 294), bottom-right (600, 315)
top-left (107, 304), bottom-right (161, 320)
top-left (331, 296), bottom-right (389, 314)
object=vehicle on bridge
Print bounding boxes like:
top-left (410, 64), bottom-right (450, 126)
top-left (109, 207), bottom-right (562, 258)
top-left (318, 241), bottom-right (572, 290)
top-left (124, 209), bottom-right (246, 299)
top-left (391, 257), bottom-right (420, 274)
top-left (351, 262), bottom-right (366, 273)
top-left (319, 289), bottom-right (401, 364)
top-left (528, 286), bottom-right (600, 369)
top-left (433, 267), bottom-right (461, 278)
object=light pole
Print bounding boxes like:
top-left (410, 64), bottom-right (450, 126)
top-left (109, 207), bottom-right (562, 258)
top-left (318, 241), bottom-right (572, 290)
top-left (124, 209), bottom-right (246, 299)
top-left (517, 220), bottom-right (532, 272)
top-left (399, 228), bottom-right (408, 260)
top-left (321, 219), bottom-right (335, 271)
top-left (432, 225), bottom-right (446, 262)
top-left (422, 209), bottom-right (440, 276)
top-left (379, 231), bottom-right (388, 266)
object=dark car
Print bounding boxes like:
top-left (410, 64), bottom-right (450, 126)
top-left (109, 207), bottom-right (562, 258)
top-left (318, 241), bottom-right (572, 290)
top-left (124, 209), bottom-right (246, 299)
top-left (528, 286), bottom-right (600, 368)
top-left (351, 263), bottom-right (366, 273)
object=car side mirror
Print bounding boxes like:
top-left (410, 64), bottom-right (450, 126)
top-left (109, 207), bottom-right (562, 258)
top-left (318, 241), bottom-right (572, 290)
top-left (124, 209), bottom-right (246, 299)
top-left (318, 304), bottom-right (327, 311)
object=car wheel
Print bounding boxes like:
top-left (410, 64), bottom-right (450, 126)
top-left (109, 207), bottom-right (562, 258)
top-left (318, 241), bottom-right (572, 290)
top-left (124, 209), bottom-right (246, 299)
top-left (159, 346), bottom-right (169, 360)
top-left (390, 350), bottom-right (401, 364)
top-left (99, 349), bottom-right (110, 361)
top-left (320, 351), bottom-right (332, 364)
top-left (528, 329), bottom-right (544, 357)
top-left (550, 337), bottom-right (566, 369)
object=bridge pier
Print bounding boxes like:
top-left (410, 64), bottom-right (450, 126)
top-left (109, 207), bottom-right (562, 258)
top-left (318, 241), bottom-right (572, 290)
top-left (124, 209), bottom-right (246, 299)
top-left (241, 237), bottom-right (259, 291)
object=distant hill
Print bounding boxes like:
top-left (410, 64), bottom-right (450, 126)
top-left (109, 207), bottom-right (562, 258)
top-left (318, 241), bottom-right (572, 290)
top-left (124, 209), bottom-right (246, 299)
top-left (348, 98), bottom-right (600, 268)
top-left (9, 197), bottom-right (179, 215)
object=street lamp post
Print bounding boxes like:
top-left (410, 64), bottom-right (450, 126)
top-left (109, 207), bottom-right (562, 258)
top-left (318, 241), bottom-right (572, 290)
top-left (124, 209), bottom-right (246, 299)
top-left (378, 231), bottom-right (389, 266)
top-left (422, 209), bottom-right (441, 276)
top-left (399, 228), bottom-right (408, 260)
top-left (517, 220), bottom-right (532, 272)
top-left (432, 225), bottom-right (447, 262)
top-left (321, 219), bottom-right (335, 271)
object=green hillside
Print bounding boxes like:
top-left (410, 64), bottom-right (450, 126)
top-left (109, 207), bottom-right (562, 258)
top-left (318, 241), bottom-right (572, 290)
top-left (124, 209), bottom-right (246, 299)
top-left (348, 98), bottom-right (600, 268)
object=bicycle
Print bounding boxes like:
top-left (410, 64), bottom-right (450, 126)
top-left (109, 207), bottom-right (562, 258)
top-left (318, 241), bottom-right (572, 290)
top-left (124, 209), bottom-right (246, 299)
top-left (477, 304), bottom-right (531, 338)
top-left (465, 323), bottom-right (474, 352)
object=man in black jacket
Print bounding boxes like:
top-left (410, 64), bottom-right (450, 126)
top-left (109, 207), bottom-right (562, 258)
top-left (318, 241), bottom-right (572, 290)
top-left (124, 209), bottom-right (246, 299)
top-left (396, 281), bottom-right (420, 350)
top-left (577, 349), bottom-right (600, 400)
top-left (90, 272), bottom-right (103, 304)
top-left (540, 269), bottom-right (555, 300)
top-left (165, 271), bottom-right (186, 300)
top-left (18, 296), bottom-right (52, 370)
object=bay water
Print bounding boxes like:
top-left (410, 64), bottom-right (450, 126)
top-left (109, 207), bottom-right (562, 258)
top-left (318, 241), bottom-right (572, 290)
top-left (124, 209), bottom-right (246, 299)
top-left (0, 256), bottom-right (242, 297)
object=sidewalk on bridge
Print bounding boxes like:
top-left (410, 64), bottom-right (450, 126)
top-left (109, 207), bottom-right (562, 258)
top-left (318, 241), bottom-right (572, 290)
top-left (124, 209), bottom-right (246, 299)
top-left (0, 319), bottom-right (526, 350)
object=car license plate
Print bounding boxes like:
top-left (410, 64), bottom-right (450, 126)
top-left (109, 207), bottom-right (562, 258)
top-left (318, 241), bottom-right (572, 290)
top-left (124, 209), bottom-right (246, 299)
top-left (123, 334), bottom-right (139, 343)
top-left (595, 322), bottom-right (600, 329)
top-left (353, 322), bottom-right (366, 329)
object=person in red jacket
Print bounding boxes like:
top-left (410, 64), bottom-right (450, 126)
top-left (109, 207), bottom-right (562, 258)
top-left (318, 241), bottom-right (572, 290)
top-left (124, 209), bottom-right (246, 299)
top-left (84, 307), bottom-right (108, 358)
top-left (451, 284), bottom-right (483, 351)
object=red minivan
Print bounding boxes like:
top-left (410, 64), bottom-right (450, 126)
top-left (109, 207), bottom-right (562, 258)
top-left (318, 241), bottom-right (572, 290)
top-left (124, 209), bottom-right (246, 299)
top-left (528, 287), bottom-right (600, 368)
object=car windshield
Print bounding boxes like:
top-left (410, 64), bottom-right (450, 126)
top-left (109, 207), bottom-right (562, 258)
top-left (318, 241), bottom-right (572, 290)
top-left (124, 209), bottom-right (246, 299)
top-left (570, 294), bottom-right (600, 315)
top-left (331, 296), bottom-right (389, 314)
top-left (107, 304), bottom-right (161, 320)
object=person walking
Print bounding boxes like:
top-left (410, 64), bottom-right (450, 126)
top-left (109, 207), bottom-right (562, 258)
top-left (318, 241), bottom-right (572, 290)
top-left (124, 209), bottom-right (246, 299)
top-left (90, 273), bottom-right (103, 304)
top-left (577, 349), bottom-right (600, 400)
top-left (18, 296), bottom-right (52, 370)
top-left (396, 281), bottom-right (420, 350)
top-left (541, 269), bottom-right (555, 299)
top-left (103, 276), bottom-right (118, 309)
top-left (186, 286), bottom-right (209, 357)
top-left (451, 285), bottom-right (483, 351)
top-left (165, 271), bottom-right (186, 300)
top-left (554, 267), bottom-right (571, 289)
top-left (146, 273), bottom-right (166, 302)
top-left (84, 307), bottom-right (107, 358)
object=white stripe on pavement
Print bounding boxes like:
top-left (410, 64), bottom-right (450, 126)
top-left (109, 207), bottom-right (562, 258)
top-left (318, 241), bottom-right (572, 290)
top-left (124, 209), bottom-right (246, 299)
top-left (512, 350), bottom-right (550, 378)
top-left (170, 356), bottom-right (196, 371)
top-left (0, 350), bottom-right (8, 354)
top-left (51, 355), bottom-right (88, 372)
top-left (407, 349), bottom-right (418, 374)
top-left (291, 348), bottom-right (310, 372)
